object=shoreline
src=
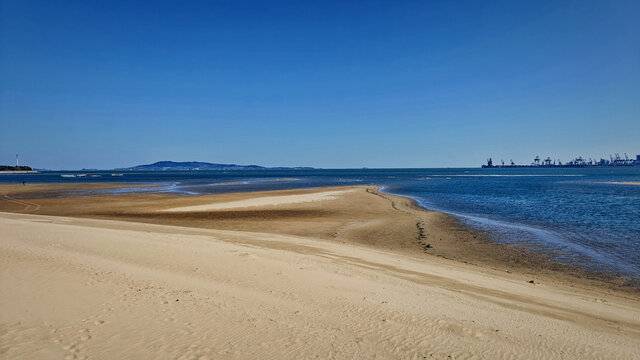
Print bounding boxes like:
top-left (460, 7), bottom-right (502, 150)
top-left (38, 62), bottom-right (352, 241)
top-left (2, 182), bottom-right (640, 358)
top-left (0, 170), bottom-right (38, 174)
top-left (373, 188), bottom-right (640, 293)
top-left (1, 183), bottom-right (639, 358)
top-left (0, 182), bottom-right (638, 294)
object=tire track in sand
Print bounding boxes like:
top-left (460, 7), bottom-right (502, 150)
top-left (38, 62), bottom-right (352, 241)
top-left (0, 192), bottom-right (41, 212)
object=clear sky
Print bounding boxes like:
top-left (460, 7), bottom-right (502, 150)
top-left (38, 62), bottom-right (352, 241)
top-left (1, 0), bottom-right (639, 169)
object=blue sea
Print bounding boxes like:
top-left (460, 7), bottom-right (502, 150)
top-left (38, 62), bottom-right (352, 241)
top-left (3, 168), bottom-right (640, 279)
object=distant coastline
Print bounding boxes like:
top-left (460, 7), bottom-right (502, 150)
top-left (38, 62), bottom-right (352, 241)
top-left (116, 161), bottom-right (314, 171)
top-left (0, 165), bottom-right (37, 174)
top-left (0, 171), bottom-right (38, 174)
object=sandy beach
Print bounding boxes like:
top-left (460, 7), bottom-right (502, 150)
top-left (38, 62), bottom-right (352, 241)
top-left (1, 184), bottom-right (639, 359)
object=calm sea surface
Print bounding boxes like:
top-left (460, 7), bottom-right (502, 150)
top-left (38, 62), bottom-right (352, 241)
top-left (3, 168), bottom-right (640, 278)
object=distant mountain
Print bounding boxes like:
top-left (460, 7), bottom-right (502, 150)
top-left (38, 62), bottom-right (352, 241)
top-left (117, 161), bottom-right (314, 171)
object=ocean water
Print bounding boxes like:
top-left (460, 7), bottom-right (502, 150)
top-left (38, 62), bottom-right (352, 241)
top-left (3, 168), bottom-right (640, 278)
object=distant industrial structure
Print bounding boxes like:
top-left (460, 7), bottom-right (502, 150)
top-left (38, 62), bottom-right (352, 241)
top-left (482, 153), bottom-right (640, 168)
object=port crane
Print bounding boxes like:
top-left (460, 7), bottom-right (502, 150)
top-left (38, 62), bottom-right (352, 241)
top-left (482, 152), bottom-right (640, 168)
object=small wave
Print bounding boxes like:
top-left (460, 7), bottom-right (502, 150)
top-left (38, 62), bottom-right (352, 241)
top-left (429, 174), bottom-right (585, 177)
top-left (598, 181), bottom-right (640, 186)
top-left (449, 213), bottom-right (637, 274)
top-left (209, 181), bottom-right (249, 186)
top-left (379, 188), bottom-right (638, 276)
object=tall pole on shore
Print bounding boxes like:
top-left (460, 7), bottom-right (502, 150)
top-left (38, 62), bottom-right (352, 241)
top-left (16, 153), bottom-right (19, 167)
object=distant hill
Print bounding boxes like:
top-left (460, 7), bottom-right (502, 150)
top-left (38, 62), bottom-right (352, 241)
top-left (118, 161), bottom-right (314, 171)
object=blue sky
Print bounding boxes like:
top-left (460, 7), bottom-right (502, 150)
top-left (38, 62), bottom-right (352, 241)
top-left (1, 0), bottom-right (639, 169)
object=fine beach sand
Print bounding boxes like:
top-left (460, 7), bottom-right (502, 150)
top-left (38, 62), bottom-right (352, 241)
top-left (161, 189), bottom-right (357, 212)
top-left (1, 184), bottom-right (639, 359)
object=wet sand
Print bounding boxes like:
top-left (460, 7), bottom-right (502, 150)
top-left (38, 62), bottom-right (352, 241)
top-left (1, 183), bottom-right (639, 359)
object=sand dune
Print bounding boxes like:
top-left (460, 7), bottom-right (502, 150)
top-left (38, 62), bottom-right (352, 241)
top-left (1, 211), bottom-right (639, 359)
top-left (161, 189), bottom-right (355, 212)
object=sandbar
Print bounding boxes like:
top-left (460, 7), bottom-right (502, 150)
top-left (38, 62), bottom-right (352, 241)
top-left (1, 183), bottom-right (639, 359)
top-left (162, 189), bottom-right (355, 212)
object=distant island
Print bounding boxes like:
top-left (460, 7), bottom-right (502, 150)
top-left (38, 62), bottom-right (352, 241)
top-left (0, 165), bottom-right (37, 174)
top-left (117, 161), bottom-right (314, 171)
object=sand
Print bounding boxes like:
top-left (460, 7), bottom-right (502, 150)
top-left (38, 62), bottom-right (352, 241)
top-left (162, 189), bottom-right (355, 212)
top-left (1, 184), bottom-right (640, 359)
